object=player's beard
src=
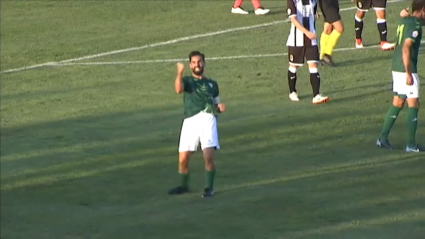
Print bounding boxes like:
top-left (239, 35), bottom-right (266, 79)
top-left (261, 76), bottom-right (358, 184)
top-left (192, 66), bottom-right (203, 76)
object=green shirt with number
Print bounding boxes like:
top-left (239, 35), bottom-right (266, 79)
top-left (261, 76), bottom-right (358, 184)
top-left (392, 16), bottom-right (423, 73)
top-left (181, 76), bottom-right (219, 118)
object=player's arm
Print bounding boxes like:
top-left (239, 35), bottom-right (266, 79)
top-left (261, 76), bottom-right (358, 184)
top-left (287, 0), bottom-right (315, 38)
top-left (174, 63), bottom-right (185, 94)
top-left (289, 17), bottom-right (310, 35)
top-left (213, 83), bottom-right (225, 113)
top-left (402, 26), bottom-right (420, 75)
top-left (402, 38), bottom-right (413, 74)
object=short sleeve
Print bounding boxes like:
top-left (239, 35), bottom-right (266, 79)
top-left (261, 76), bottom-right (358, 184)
top-left (182, 76), bottom-right (192, 92)
top-left (213, 81), bottom-right (219, 98)
top-left (405, 25), bottom-right (421, 42)
top-left (287, 0), bottom-right (297, 18)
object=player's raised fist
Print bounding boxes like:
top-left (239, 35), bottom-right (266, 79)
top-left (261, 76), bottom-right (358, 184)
top-left (400, 8), bottom-right (409, 18)
top-left (217, 103), bottom-right (225, 113)
top-left (176, 62), bottom-right (185, 73)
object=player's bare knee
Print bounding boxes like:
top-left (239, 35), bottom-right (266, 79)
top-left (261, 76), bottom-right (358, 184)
top-left (202, 147), bottom-right (215, 170)
top-left (333, 20), bottom-right (344, 34)
top-left (289, 65), bottom-right (298, 72)
top-left (204, 160), bottom-right (215, 171)
top-left (323, 23), bottom-right (333, 34)
top-left (406, 98), bottom-right (419, 108)
top-left (202, 147), bottom-right (215, 160)
top-left (392, 96), bottom-right (406, 108)
top-left (307, 62), bottom-right (318, 69)
top-left (178, 152), bottom-right (191, 172)
top-left (356, 11), bottom-right (365, 20)
top-left (375, 9), bottom-right (386, 19)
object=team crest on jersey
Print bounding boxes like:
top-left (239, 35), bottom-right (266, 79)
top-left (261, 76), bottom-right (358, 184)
top-left (289, 54), bottom-right (294, 61)
top-left (287, 8), bottom-right (291, 15)
top-left (412, 31), bottom-right (418, 38)
top-left (358, 2), bottom-right (362, 8)
top-left (209, 83), bottom-right (213, 88)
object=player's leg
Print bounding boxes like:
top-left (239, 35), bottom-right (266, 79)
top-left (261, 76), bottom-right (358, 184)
top-left (377, 71), bottom-right (405, 149)
top-left (252, 0), bottom-right (270, 15)
top-left (318, 0), bottom-right (332, 60)
top-left (320, 23), bottom-right (332, 60)
top-left (404, 74), bottom-right (423, 152)
top-left (231, 0), bottom-right (249, 14)
top-left (287, 47), bottom-right (303, 101)
top-left (168, 117), bottom-right (199, 195)
top-left (373, 0), bottom-right (395, 50)
top-left (199, 113), bottom-right (220, 197)
top-left (320, 0), bottom-right (344, 67)
top-left (377, 95), bottom-right (404, 149)
top-left (307, 46), bottom-right (329, 104)
top-left (322, 19), bottom-right (344, 66)
top-left (354, 0), bottom-right (369, 48)
top-left (202, 147), bottom-right (216, 197)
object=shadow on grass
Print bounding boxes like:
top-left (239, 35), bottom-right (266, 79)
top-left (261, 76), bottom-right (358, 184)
top-left (1, 101), bottom-right (410, 190)
top-left (1, 136), bottom-right (423, 238)
top-left (1, 108), bottom-right (420, 192)
top-left (330, 53), bottom-right (393, 68)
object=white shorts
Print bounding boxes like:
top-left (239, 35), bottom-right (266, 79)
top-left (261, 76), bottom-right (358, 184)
top-left (178, 111), bottom-right (220, 152)
top-left (392, 71), bottom-right (420, 99)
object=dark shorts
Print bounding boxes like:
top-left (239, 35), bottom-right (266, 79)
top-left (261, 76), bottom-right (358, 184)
top-left (288, 46), bottom-right (319, 66)
top-left (319, 0), bottom-right (341, 23)
top-left (357, 0), bottom-right (387, 11)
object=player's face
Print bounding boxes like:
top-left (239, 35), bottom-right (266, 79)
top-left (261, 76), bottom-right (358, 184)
top-left (189, 56), bottom-right (204, 76)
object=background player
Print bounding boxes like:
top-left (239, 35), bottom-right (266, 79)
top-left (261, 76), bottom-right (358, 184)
top-left (318, 0), bottom-right (344, 67)
top-left (376, 0), bottom-right (424, 152)
top-left (231, 0), bottom-right (270, 15)
top-left (169, 51), bottom-right (226, 197)
top-left (286, 0), bottom-right (329, 104)
top-left (354, 0), bottom-right (396, 50)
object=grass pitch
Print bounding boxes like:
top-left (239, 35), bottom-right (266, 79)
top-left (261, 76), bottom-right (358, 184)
top-left (1, 1), bottom-right (424, 238)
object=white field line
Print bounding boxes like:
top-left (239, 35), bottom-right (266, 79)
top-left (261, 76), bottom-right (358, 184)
top-left (0, 0), bottom-right (403, 74)
top-left (56, 40), bottom-right (425, 66)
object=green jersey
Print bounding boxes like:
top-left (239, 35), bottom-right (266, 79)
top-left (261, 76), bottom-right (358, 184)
top-left (392, 16), bottom-right (423, 73)
top-left (181, 76), bottom-right (219, 118)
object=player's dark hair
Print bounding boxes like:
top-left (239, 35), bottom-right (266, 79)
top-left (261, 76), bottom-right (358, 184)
top-left (189, 51), bottom-right (205, 62)
top-left (412, 0), bottom-right (425, 12)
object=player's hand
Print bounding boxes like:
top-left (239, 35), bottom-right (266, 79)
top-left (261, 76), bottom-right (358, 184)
top-left (400, 8), bottom-right (409, 18)
top-left (176, 62), bottom-right (185, 74)
top-left (306, 31), bottom-right (316, 40)
top-left (315, 12), bottom-right (320, 19)
top-left (217, 103), bottom-right (225, 113)
top-left (406, 73), bottom-right (413, 86)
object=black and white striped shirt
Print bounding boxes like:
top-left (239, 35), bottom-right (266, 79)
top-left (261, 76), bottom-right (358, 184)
top-left (286, 0), bottom-right (318, 47)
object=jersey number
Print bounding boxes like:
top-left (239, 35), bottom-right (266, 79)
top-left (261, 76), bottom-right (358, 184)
top-left (396, 24), bottom-right (405, 45)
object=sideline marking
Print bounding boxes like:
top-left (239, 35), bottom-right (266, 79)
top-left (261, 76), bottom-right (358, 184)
top-left (1, 0), bottom-right (403, 74)
top-left (57, 40), bottom-right (425, 66)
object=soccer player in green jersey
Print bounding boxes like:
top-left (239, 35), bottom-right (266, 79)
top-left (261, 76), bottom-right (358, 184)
top-left (168, 51), bottom-right (226, 197)
top-left (376, 0), bottom-right (425, 152)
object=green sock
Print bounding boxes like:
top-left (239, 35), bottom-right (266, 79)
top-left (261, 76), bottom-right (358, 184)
top-left (380, 105), bottom-right (402, 140)
top-left (180, 173), bottom-right (189, 190)
top-left (206, 169), bottom-right (216, 190)
top-left (406, 107), bottom-right (419, 147)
